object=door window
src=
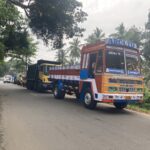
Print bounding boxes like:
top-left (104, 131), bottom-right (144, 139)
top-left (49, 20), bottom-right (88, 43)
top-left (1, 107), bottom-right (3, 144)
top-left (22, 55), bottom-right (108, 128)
top-left (88, 53), bottom-right (97, 77)
top-left (96, 50), bottom-right (103, 73)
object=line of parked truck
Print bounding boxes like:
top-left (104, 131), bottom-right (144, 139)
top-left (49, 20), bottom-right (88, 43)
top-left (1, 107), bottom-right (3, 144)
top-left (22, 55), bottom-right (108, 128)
top-left (2, 38), bottom-right (144, 110)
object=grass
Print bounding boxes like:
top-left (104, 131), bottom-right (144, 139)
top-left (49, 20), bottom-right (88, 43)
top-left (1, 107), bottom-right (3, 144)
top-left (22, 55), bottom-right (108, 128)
top-left (127, 103), bottom-right (150, 114)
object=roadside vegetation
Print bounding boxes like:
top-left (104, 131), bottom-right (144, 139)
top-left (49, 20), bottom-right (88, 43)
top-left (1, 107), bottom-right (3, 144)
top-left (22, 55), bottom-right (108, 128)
top-left (128, 88), bottom-right (150, 114)
top-left (128, 103), bottom-right (150, 114)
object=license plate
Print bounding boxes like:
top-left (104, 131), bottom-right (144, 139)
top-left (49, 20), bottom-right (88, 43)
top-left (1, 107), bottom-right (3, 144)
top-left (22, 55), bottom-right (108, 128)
top-left (125, 96), bottom-right (131, 100)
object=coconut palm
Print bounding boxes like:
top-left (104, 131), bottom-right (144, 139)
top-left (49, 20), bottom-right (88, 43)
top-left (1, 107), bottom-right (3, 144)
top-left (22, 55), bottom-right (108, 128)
top-left (110, 23), bottom-right (126, 39)
top-left (68, 38), bottom-right (81, 65)
top-left (55, 49), bottom-right (68, 65)
top-left (86, 27), bottom-right (105, 44)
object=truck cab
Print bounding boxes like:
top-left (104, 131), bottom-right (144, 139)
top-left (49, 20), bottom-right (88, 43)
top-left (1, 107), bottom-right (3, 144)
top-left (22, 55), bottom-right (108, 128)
top-left (39, 63), bottom-right (53, 84)
top-left (79, 38), bottom-right (144, 109)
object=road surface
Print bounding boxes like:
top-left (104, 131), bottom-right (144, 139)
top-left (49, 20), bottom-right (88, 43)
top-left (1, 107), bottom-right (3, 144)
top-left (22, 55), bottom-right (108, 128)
top-left (0, 82), bottom-right (150, 150)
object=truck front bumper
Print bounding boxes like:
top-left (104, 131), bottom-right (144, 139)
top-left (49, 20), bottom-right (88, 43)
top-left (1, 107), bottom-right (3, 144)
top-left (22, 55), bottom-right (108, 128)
top-left (94, 93), bottom-right (143, 103)
top-left (42, 83), bottom-right (53, 90)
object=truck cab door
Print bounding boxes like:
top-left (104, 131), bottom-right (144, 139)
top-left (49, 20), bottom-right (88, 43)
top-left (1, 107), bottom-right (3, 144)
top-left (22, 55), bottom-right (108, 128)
top-left (80, 52), bottom-right (98, 79)
top-left (88, 53), bottom-right (97, 78)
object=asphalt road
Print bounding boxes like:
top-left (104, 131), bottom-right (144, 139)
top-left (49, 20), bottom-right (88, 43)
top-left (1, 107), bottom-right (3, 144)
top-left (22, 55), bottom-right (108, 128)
top-left (0, 82), bottom-right (150, 150)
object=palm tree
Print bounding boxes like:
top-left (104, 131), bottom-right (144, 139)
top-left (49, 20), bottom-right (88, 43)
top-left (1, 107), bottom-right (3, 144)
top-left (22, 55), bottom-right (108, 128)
top-left (85, 27), bottom-right (105, 44)
top-left (68, 38), bottom-right (81, 65)
top-left (55, 49), bottom-right (68, 65)
top-left (110, 23), bottom-right (126, 39)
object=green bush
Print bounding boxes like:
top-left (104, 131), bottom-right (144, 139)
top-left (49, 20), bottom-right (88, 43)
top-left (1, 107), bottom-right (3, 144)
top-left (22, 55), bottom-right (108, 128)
top-left (144, 87), bottom-right (150, 103)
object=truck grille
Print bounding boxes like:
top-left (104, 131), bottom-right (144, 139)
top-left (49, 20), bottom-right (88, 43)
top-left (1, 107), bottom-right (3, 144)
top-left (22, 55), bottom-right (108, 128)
top-left (109, 78), bottom-right (142, 85)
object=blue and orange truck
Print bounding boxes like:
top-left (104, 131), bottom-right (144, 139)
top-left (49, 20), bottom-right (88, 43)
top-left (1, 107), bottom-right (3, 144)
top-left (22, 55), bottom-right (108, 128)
top-left (49, 38), bottom-right (144, 109)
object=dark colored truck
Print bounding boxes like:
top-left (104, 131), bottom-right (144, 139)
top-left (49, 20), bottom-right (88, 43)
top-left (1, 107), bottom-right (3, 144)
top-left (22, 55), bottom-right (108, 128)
top-left (26, 59), bottom-right (60, 92)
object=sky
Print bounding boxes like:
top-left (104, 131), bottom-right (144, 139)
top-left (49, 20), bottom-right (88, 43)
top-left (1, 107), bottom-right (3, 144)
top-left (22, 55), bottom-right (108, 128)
top-left (34, 0), bottom-right (150, 62)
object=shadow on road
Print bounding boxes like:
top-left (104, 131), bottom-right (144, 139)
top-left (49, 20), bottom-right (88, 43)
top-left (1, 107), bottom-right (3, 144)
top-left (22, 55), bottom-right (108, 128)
top-left (95, 104), bottom-right (133, 115)
top-left (64, 97), bottom-right (133, 116)
top-left (0, 84), bottom-right (134, 116)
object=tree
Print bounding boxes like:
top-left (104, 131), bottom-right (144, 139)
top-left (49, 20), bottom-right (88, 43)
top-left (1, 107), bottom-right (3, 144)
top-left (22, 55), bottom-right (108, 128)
top-left (0, 0), bottom-right (36, 62)
top-left (110, 23), bottom-right (142, 48)
top-left (110, 23), bottom-right (126, 39)
top-left (55, 49), bottom-right (68, 65)
top-left (0, 59), bottom-right (27, 77)
top-left (125, 26), bottom-right (142, 48)
top-left (68, 38), bottom-right (80, 64)
top-left (143, 12), bottom-right (150, 61)
top-left (85, 27), bottom-right (105, 44)
top-left (10, 59), bottom-right (27, 73)
top-left (0, 42), bottom-right (5, 61)
top-left (143, 12), bottom-right (150, 83)
top-left (0, 0), bottom-right (21, 29)
top-left (0, 62), bottom-right (9, 77)
top-left (0, 0), bottom-right (21, 61)
top-left (8, 0), bottom-right (87, 48)
top-left (7, 37), bottom-right (37, 70)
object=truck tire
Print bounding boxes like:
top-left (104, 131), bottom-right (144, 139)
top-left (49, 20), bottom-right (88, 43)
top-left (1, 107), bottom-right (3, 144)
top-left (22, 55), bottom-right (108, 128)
top-left (113, 102), bottom-right (128, 109)
top-left (35, 80), bottom-right (43, 92)
top-left (83, 89), bottom-right (97, 109)
top-left (75, 92), bottom-right (80, 100)
top-left (27, 82), bottom-right (31, 90)
top-left (53, 85), bottom-right (65, 99)
top-left (28, 82), bottom-right (34, 90)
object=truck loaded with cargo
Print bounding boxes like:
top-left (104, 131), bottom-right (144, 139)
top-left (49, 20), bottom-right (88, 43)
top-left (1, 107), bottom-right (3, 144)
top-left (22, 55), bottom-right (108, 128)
top-left (26, 60), bottom-right (60, 92)
top-left (49, 38), bottom-right (144, 109)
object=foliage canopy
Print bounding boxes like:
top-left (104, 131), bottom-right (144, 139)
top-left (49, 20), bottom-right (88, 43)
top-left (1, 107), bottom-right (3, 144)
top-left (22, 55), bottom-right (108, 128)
top-left (0, 0), bottom-right (37, 64)
top-left (8, 0), bottom-right (87, 48)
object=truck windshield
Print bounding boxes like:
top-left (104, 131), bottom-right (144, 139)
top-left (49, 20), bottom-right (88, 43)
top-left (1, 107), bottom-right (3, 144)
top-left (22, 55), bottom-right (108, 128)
top-left (43, 66), bottom-right (50, 75)
top-left (40, 65), bottom-right (49, 75)
top-left (106, 50), bottom-right (125, 74)
top-left (126, 53), bottom-right (140, 75)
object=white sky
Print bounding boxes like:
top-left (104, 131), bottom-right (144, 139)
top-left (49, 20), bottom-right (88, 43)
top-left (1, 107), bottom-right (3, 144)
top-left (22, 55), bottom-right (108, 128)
top-left (34, 0), bottom-right (150, 62)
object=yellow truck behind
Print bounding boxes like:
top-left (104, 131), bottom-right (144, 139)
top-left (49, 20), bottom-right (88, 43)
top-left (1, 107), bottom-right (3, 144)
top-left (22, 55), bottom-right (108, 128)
top-left (26, 60), bottom-right (60, 92)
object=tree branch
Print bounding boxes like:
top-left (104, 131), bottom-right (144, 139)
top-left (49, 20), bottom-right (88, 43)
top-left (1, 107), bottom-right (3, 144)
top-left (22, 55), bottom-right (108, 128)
top-left (24, 9), bottom-right (30, 18)
top-left (6, 52), bottom-right (24, 62)
top-left (8, 0), bottom-right (30, 9)
top-left (28, 0), bottom-right (32, 6)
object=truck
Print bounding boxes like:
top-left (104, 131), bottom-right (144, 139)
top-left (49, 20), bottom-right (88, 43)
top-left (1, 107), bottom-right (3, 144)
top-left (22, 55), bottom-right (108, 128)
top-left (26, 59), bottom-right (60, 92)
top-left (16, 73), bottom-right (27, 87)
top-left (14, 73), bottom-right (25, 86)
top-left (49, 38), bottom-right (144, 109)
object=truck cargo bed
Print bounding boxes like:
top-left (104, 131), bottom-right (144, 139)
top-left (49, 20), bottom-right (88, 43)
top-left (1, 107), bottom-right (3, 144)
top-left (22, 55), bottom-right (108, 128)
top-left (49, 65), bottom-right (80, 81)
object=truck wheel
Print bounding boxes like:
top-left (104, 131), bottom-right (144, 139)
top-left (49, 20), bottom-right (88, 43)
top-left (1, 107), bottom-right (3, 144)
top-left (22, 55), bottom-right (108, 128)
top-left (27, 82), bottom-right (31, 90)
top-left (75, 92), bottom-right (80, 100)
top-left (36, 81), bottom-right (43, 92)
top-left (113, 102), bottom-right (128, 109)
top-left (83, 89), bottom-right (97, 109)
top-left (53, 85), bottom-right (65, 99)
